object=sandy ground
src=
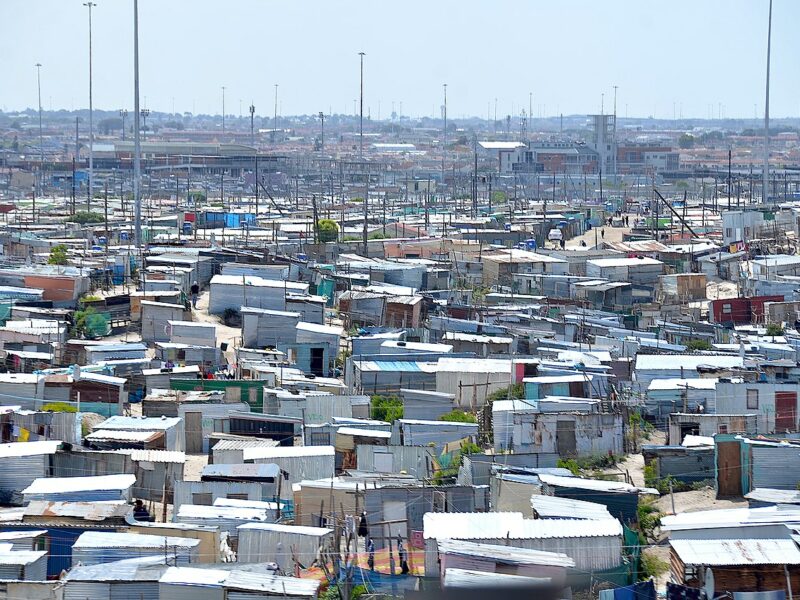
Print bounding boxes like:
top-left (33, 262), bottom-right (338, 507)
top-left (565, 217), bottom-right (632, 249)
top-left (190, 290), bottom-right (241, 367)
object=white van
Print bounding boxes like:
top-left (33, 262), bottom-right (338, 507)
top-left (547, 228), bottom-right (563, 242)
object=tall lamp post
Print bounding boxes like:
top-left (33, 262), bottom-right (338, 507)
top-left (35, 63), bottom-right (44, 194)
top-left (273, 84), bottom-right (278, 143)
top-left (442, 83), bottom-right (447, 189)
top-left (249, 103), bottom-right (255, 147)
top-left (140, 108), bottom-right (150, 140)
top-left (84, 2), bottom-right (96, 203)
top-left (119, 109), bottom-right (128, 141)
top-left (318, 112), bottom-right (325, 153)
top-left (133, 0), bottom-right (142, 252)
top-left (358, 52), bottom-right (365, 160)
top-left (221, 86), bottom-right (226, 135)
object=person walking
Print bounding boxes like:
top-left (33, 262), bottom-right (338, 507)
top-left (367, 537), bottom-right (375, 571)
top-left (190, 281), bottom-right (200, 309)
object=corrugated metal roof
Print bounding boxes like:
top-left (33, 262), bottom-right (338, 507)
top-left (355, 360), bottom-right (439, 373)
top-left (670, 538), bottom-right (800, 565)
top-left (213, 498), bottom-right (283, 511)
top-left (745, 488), bottom-right (800, 504)
top-left (0, 441), bottom-right (61, 458)
top-left (0, 530), bottom-right (47, 541)
top-left (538, 474), bottom-right (657, 495)
top-left (202, 463), bottom-right (281, 479)
top-left (237, 522), bottom-right (332, 537)
top-left (159, 566), bottom-right (320, 596)
top-left (647, 378), bottom-right (719, 391)
top-left (24, 500), bottom-right (131, 520)
top-left (124, 449), bottom-right (186, 464)
top-left (95, 416), bottom-right (183, 431)
top-left (443, 568), bottom-right (551, 588)
top-left (437, 357), bottom-right (511, 373)
top-left (85, 429), bottom-right (163, 443)
top-left (661, 505), bottom-right (800, 532)
top-left (74, 531), bottom-right (200, 549)
top-left (424, 512), bottom-right (621, 541)
top-left (22, 474), bottom-right (136, 495)
top-left (241, 445), bottom-right (334, 460)
top-left (530, 495), bottom-right (614, 520)
top-left (336, 427), bottom-right (391, 439)
top-left (176, 504), bottom-right (272, 521)
top-left (212, 438), bottom-right (279, 452)
top-left (635, 354), bottom-right (744, 371)
top-left (65, 555), bottom-right (169, 581)
top-left (436, 539), bottom-right (574, 567)
top-left (0, 550), bottom-right (47, 565)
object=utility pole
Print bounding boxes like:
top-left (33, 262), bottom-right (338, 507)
top-left (612, 85), bottom-right (618, 181)
top-left (763, 0), bottom-right (773, 203)
top-left (221, 86), bottom-right (226, 135)
top-left (84, 2), bottom-right (96, 204)
top-left (119, 109), bottom-right (128, 141)
top-left (359, 52), bottom-right (365, 159)
top-left (35, 63), bottom-right (44, 197)
top-left (442, 83), bottom-right (447, 189)
top-left (318, 112), bottom-right (325, 152)
top-left (133, 0), bottom-right (143, 252)
top-left (273, 84), bottom-right (278, 143)
top-left (249, 103), bottom-right (255, 147)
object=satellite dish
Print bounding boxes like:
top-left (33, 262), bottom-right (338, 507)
top-left (704, 567), bottom-right (715, 600)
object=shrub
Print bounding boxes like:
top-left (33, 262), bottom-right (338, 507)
top-left (557, 458), bottom-right (580, 476)
top-left (686, 339), bottom-right (712, 351)
top-left (69, 211), bottom-right (104, 224)
top-left (439, 410), bottom-right (477, 423)
top-left (368, 231), bottom-right (387, 240)
top-left (41, 402), bottom-right (77, 413)
top-left (316, 219), bottom-right (339, 243)
top-left (766, 323), bottom-right (784, 337)
top-left (637, 499), bottom-right (663, 544)
top-left (48, 244), bottom-right (69, 266)
top-left (640, 550), bottom-right (669, 580)
top-left (370, 395), bottom-right (403, 422)
top-left (486, 383), bottom-right (524, 403)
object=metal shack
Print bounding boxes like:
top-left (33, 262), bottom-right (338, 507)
top-left (172, 481), bottom-right (264, 514)
top-left (21, 473), bottom-right (136, 503)
top-left (140, 300), bottom-right (189, 344)
top-left (223, 446), bottom-right (336, 499)
top-left (174, 505), bottom-right (273, 548)
top-left (158, 566), bottom-right (320, 600)
top-left (201, 463), bottom-right (281, 500)
top-left (63, 555), bottom-right (169, 600)
top-left (0, 440), bottom-right (61, 505)
top-left (91, 416), bottom-right (185, 452)
top-left (241, 307), bottom-right (300, 348)
top-left (71, 531), bottom-right (200, 566)
top-left (208, 274), bottom-right (309, 315)
top-left (237, 522), bottom-right (333, 566)
top-left (392, 419), bottom-right (478, 450)
top-left (423, 512), bottom-right (623, 577)
top-left (169, 321), bottom-right (217, 347)
top-left (436, 539), bottom-right (574, 588)
top-left (0, 550), bottom-right (48, 581)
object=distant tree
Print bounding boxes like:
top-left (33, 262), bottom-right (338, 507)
top-left (766, 323), bottom-right (784, 337)
top-left (47, 244), bottom-right (69, 266)
top-left (368, 231), bottom-right (387, 240)
top-left (164, 120), bottom-right (185, 130)
top-left (316, 219), bottom-right (339, 243)
top-left (69, 211), bottom-right (104, 224)
top-left (439, 410), bottom-right (477, 423)
top-left (370, 395), bottom-right (403, 422)
top-left (686, 339), bottom-right (712, 351)
top-left (678, 133), bottom-right (695, 149)
top-left (98, 117), bottom-right (122, 135)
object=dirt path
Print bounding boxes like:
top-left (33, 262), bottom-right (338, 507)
top-left (566, 215), bottom-right (633, 249)
top-left (190, 291), bottom-right (241, 368)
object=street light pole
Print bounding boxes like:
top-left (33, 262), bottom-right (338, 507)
top-left (319, 112), bottom-right (325, 153)
top-left (221, 86), bottom-right (226, 135)
top-left (359, 52), bottom-right (365, 160)
top-left (442, 83), bottom-right (447, 189)
top-left (84, 2), bottom-right (96, 204)
top-left (133, 0), bottom-right (142, 252)
top-left (119, 109), bottom-right (128, 141)
top-left (249, 103), bottom-right (255, 147)
top-left (273, 84), bottom-right (278, 143)
top-left (35, 63), bottom-right (44, 167)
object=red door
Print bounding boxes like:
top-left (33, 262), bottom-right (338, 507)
top-left (775, 392), bottom-right (797, 432)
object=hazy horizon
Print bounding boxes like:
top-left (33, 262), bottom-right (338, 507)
top-left (2, 0), bottom-right (798, 120)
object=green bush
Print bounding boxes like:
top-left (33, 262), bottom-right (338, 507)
top-left (368, 231), bottom-right (387, 240)
top-left (69, 211), bottom-right (105, 224)
top-left (637, 499), bottom-right (663, 544)
top-left (48, 244), bottom-right (69, 266)
top-left (370, 395), bottom-right (403, 422)
top-left (486, 383), bottom-right (524, 403)
top-left (686, 339), bottom-right (712, 351)
top-left (640, 551), bottom-right (669, 580)
top-left (72, 306), bottom-right (108, 339)
top-left (41, 402), bottom-right (77, 413)
top-left (439, 410), bottom-right (477, 423)
top-left (766, 323), bottom-right (784, 337)
top-left (557, 458), bottom-right (580, 476)
top-left (316, 219), bottom-right (339, 243)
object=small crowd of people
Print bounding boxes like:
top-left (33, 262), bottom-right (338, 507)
top-left (357, 511), bottom-right (410, 575)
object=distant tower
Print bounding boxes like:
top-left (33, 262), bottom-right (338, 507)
top-left (590, 114), bottom-right (616, 175)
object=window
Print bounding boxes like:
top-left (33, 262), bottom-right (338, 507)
top-left (718, 424), bottom-right (728, 434)
top-left (722, 303), bottom-right (732, 314)
top-left (226, 493), bottom-right (248, 501)
top-left (747, 389), bottom-right (759, 410)
top-left (725, 228), bottom-right (733, 238)
top-left (192, 493), bottom-right (213, 505)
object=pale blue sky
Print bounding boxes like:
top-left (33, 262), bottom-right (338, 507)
top-left (2, 0), bottom-right (798, 120)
